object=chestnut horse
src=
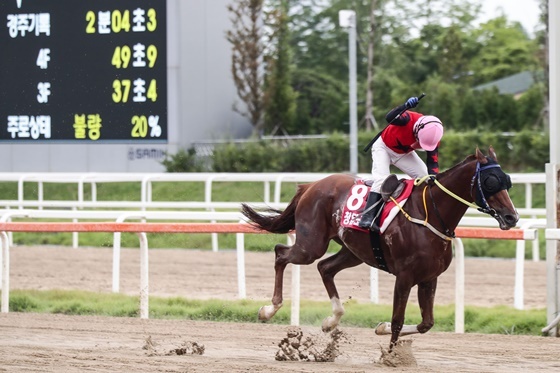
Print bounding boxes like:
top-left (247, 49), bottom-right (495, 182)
top-left (241, 147), bottom-right (518, 351)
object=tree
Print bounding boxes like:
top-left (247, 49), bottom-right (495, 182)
top-left (226, 0), bottom-right (265, 137)
top-left (420, 75), bottom-right (461, 130)
top-left (469, 16), bottom-right (539, 85)
top-left (292, 68), bottom-right (348, 134)
top-left (364, 0), bottom-right (381, 131)
top-left (263, 0), bottom-right (298, 135)
top-left (438, 26), bottom-right (466, 83)
top-left (377, 0), bottom-right (481, 85)
top-left (535, 0), bottom-right (549, 130)
top-left (518, 84), bottom-right (547, 129)
top-left (259, 0), bottom-right (544, 137)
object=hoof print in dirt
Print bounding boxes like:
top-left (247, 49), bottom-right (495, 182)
top-left (168, 341), bottom-right (205, 356)
top-left (143, 336), bottom-right (205, 356)
top-left (377, 339), bottom-right (417, 367)
top-left (275, 327), bottom-right (349, 362)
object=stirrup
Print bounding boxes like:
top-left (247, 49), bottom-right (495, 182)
top-left (359, 214), bottom-right (374, 229)
top-left (369, 222), bottom-right (381, 233)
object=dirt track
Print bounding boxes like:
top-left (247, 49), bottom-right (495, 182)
top-left (6, 246), bottom-right (548, 307)
top-left (1, 245), bottom-right (558, 372)
top-left (2, 313), bottom-right (560, 372)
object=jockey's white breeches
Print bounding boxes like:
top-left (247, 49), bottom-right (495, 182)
top-left (370, 138), bottom-right (428, 193)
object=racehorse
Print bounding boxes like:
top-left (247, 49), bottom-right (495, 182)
top-left (241, 146), bottom-right (518, 351)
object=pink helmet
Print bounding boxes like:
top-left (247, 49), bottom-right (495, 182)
top-left (413, 115), bottom-right (443, 151)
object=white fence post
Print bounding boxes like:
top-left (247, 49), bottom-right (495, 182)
top-left (1, 232), bottom-right (10, 313)
top-left (453, 238), bottom-right (465, 334)
top-left (514, 239), bottom-right (526, 310)
top-left (288, 233), bottom-right (300, 326)
top-left (112, 232), bottom-right (122, 293)
top-left (138, 232), bottom-right (149, 319)
top-left (236, 226), bottom-right (247, 299)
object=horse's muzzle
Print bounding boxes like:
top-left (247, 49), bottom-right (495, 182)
top-left (496, 211), bottom-right (519, 230)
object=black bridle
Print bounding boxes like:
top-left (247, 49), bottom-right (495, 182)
top-left (470, 160), bottom-right (512, 218)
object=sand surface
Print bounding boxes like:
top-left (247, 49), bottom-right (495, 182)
top-left (1, 245), bottom-right (557, 372)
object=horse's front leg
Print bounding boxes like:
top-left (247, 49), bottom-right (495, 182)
top-left (389, 275), bottom-right (415, 349)
top-left (416, 278), bottom-right (437, 333)
top-left (375, 277), bottom-right (439, 346)
top-left (317, 246), bottom-right (363, 332)
top-left (374, 275), bottom-right (414, 351)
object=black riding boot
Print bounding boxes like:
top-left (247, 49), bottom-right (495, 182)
top-left (358, 191), bottom-right (383, 232)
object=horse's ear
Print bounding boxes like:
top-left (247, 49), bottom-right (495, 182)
top-left (475, 147), bottom-right (488, 164)
top-left (488, 146), bottom-right (498, 162)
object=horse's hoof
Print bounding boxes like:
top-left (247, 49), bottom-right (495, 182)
top-left (258, 304), bottom-right (280, 322)
top-left (375, 322), bottom-right (391, 335)
top-left (257, 306), bottom-right (270, 322)
top-left (321, 316), bottom-right (337, 333)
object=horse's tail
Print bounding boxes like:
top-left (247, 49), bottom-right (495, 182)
top-left (241, 183), bottom-right (311, 234)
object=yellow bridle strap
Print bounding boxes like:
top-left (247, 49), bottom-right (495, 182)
top-left (422, 185), bottom-right (428, 225)
top-left (415, 175), bottom-right (479, 210)
top-left (389, 195), bottom-right (411, 220)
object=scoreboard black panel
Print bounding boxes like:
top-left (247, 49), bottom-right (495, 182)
top-left (0, 0), bottom-right (167, 142)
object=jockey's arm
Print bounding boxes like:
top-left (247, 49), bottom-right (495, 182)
top-left (385, 104), bottom-right (409, 126)
top-left (426, 148), bottom-right (440, 175)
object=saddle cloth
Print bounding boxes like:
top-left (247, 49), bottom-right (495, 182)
top-left (340, 179), bottom-right (415, 233)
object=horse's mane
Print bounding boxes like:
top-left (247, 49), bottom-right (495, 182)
top-left (436, 154), bottom-right (476, 180)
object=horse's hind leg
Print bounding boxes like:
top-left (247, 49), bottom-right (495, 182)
top-left (258, 237), bottom-right (328, 322)
top-left (317, 246), bottom-right (363, 332)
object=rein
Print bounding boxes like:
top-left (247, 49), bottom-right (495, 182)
top-left (389, 161), bottom-right (498, 241)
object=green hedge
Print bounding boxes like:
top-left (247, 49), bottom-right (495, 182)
top-left (439, 130), bottom-right (548, 172)
top-left (163, 130), bottom-right (549, 173)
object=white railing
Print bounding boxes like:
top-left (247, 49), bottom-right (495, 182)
top-left (0, 219), bottom-right (536, 334)
top-left (0, 172), bottom-right (548, 313)
top-left (0, 172), bottom-right (546, 213)
top-left (0, 171), bottom-right (547, 263)
top-left (0, 208), bottom-right (542, 316)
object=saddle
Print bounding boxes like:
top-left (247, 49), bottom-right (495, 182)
top-left (380, 174), bottom-right (406, 202)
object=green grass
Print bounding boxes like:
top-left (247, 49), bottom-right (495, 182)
top-left (1, 289), bottom-right (547, 336)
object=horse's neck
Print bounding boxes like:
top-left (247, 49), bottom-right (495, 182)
top-left (432, 160), bottom-right (477, 229)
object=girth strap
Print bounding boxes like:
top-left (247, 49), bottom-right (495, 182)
top-left (369, 230), bottom-right (391, 273)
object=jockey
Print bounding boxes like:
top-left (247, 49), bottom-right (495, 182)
top-left (359, 96), bottom-right (444, 231)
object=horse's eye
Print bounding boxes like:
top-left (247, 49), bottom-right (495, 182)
top-left (483, 175), bottom-right (500, 192)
